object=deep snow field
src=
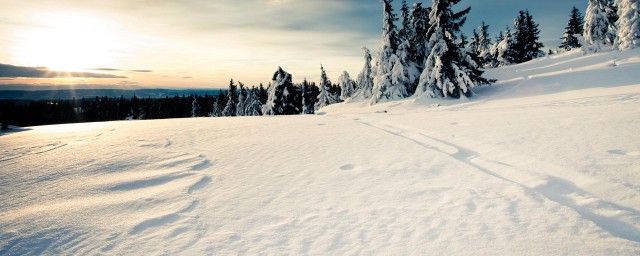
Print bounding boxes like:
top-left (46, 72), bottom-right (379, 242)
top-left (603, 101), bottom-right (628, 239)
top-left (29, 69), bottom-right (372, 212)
top-left (1, 49), bottom-right (640, 255)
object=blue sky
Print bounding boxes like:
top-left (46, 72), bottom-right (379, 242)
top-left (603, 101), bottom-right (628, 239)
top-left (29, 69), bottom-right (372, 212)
top-left (0, 0), bottom-right (588, 89)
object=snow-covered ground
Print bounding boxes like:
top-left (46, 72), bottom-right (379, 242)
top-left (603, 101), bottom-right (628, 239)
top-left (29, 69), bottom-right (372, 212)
top-left (1, 49), bottom-right (639, 255)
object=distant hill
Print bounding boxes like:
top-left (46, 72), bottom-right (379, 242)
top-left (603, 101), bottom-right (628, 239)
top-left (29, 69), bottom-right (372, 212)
top-left (0, 88), bottom-right (224, 100)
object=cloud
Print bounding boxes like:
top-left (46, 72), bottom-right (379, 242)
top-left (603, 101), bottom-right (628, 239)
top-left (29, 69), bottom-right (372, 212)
top-left (182, 76), bottom-right (193, 79)
top-left (91, 68), bottom-right (153, 73)
top-left (0, 64), bottom-right (127, 78)
top-left (90, 68), bottom-right (121, 71)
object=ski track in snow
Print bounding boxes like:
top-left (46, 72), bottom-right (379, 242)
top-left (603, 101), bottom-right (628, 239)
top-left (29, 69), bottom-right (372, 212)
top-left (351, 118), bottom-right (640, 243)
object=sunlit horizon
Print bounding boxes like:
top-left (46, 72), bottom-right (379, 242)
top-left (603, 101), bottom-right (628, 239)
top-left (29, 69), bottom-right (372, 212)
top-left (1, 0), bottom-right (586, 89)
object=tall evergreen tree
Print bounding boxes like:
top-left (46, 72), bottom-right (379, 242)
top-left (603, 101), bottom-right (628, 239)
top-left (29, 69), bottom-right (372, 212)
top-left (244, 87), bottom-right (263, 116)
top-left (584, 0), bottom-right (618, 52)
top-left (222, 79), bottom-right (238, 117)
top-left (315, 65), bottom-right (336, 110)
top-left (560, 6), bottom-right (585, 51)
top-left (353, 47), bottom-right (374, 100)
top-left (236, 82), bottom-right (247, 116)
top-left (257, 83), bottom-right (268, 105)
top-left (496, 27), bottom-right (517, 66)
top-left (371, 0), bottom-right (409, 105)
top-left (471, 21), bottom-right (492, 66)
top-left (615, 0), bottom-right (640, 50)
top-left (487, 30), bottom-right (505, 68)
top-left (191, 95), bottom-right (198, 118)
top-left (338, 71), bottom-right (355, 101)
top-left (301, 78), bottom-right (319, 114)
top-left (395, 0), bottom-right (421, 94)
top-left (263, 67), bottom-right (299, 115)
top-left (410, 3), bottom-right (431, 68)
top-left (415, 0), bottom-right (492, 99)
top-left (512, 10), bottom-right (545, 63)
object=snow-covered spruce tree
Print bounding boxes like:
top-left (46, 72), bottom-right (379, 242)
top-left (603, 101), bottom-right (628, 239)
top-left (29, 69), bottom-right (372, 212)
top-left (486, 30), bottom-right (504, 68)
top-left (244, 87), bottom-right (263, 116)
top-left (236, 82), bottom-right (246, 116)
top-left (222, 79), bottom-right (238, 117)
top-left (396, 0), bottom-right (421, 94)
top-left (415, 0), bottom-right (492, 99)
top-left (470, 21), bottom-right (492, 67)
top-left (410, 3), bottom-right (431, 68)
top-left (263, 67), bottom-right (299, 115)
top-left (370, 0), bottom-right (409, 105)
top-left (495, 27), bottom-right (518, 66)
top-left (584, 0), bottom-right (618, 52)
top-left (315, 65), bottom-right (336, 110)
top-left (560, 6), bottom-right (585, 51)
top-left (616, 0), bottom-right (640, 50)
top-left (511, 10), bottom-right (544, 63)
top-left (191, 95), bottom-right (198, 118)
top-left (353, 47), bottom-right (374, 100)
top-left (338, 71), bottom-right (355, 101)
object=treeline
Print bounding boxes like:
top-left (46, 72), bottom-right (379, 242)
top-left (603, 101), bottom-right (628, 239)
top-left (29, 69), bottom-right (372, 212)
top-left (0, 76), bottom-right (347, 128)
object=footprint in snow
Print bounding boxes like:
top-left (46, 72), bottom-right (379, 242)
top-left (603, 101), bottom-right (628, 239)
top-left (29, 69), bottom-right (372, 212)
top-left (339, 164), bottom-right (355, 171)
top-left (608, 150), bottom-right (639, 156)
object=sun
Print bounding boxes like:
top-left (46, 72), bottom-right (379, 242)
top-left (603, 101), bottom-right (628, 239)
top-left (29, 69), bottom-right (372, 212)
top-left (12, 12), bottom-right (121, 72)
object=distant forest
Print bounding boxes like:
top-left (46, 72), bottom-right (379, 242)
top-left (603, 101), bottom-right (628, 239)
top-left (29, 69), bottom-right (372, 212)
top-left (0, 78), bottom-right (344, 129)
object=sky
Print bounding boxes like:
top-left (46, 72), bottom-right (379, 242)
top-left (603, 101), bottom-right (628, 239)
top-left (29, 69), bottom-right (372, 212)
top-left (0, 0), bottom-right (587, 89)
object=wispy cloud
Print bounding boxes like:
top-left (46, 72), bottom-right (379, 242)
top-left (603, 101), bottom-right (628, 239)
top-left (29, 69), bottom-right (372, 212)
top-left (0, 64), bottom-right (127, 78)
top-left (90, 68), bottom-right (153, 73)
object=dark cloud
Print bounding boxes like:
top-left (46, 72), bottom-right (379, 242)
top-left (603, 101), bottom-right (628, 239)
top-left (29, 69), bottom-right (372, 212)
top-left (182, 76), bottom-right (193, 79)
top-left (90, 68), bottom-right (121, 71)
top-left (91, 68), bottom-right (153, 73)
top-left (0, 63), bottom-right (127, 79)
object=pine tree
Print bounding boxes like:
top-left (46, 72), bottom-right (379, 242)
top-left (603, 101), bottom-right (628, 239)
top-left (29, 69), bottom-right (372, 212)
top-left (496, 27), bottom-right (517, 66)
top-left (236, 82), bottom-right (246, 116)
top-left (353, 47), bottom-right (374, 100)
top-left (395, 0), bottom-right (421, 94)
top-left (487, 30), bottom-right (505, 68)
top-left (371, 0), bottom-right (409, 105)
top-left (315, 65), bottom-right (336, 110)
top-left (191, 95), bottom-right (198, 118)
top-left (415, 0), bottom-right (492, 99)
top-left (210, 99), bottom-right (219, 117)
top-left (410, 3), bottom-right (431, 68)
top-left (222, 79), bottom-right (238, 117)
top-left (338, 71), bottom-right (355, 101)
top-left (512, 10), bottom-right (545, 63)
top-left (244, 87), bottom-right (263, 116)
top-left (616, 0), bottom-right (640, 50)
top-left (258, 83), bottom-right (268, 105)
top-left (301, 79), bottom-right (318, 114)
top-left (263, 67), bottom-right (299, 115)
top-left (474, 21), bottom-right (492, 66)
top-left (584, 0), bottom-right (618, 52)
top-left (560, 7), bottom-right (585, 51)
